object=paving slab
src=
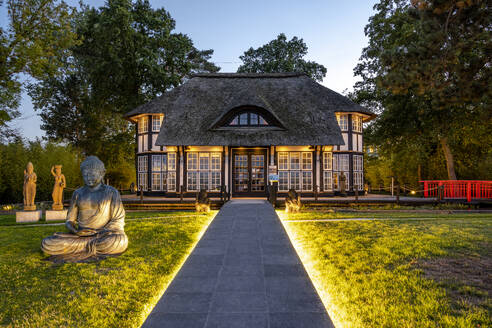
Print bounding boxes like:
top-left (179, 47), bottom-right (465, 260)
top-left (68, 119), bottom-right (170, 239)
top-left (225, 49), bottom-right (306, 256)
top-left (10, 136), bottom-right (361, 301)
top-left (142, 200), bottom-right (334, 328)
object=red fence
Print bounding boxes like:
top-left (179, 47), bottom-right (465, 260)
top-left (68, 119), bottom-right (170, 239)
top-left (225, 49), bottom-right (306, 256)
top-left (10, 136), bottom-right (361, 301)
top-left (420, 180), bottom-right (492, 202)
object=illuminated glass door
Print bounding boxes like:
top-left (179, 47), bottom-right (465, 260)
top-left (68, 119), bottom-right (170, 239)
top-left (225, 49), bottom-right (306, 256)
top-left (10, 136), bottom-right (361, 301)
top-left (232, 150), bottom-right (267, 194)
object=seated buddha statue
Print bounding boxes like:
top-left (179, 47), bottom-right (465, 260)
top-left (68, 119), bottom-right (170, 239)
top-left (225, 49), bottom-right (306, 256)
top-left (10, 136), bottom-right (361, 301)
top-left (41, 156), bottom-right (128, 262)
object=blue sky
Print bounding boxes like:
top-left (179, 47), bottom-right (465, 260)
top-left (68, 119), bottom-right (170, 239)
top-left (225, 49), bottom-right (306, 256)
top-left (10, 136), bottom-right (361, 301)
top-left (3, 0), bottom-right (378, 140)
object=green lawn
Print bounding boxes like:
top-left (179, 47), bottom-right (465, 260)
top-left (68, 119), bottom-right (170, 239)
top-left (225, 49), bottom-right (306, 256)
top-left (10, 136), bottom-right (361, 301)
top-left (280, 211), bottom-right (491, 328)
top-left (0, 211), bottom-right (216, 328)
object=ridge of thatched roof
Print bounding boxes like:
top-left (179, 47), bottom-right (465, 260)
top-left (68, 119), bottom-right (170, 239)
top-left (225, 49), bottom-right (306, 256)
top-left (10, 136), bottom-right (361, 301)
top-left (124, 73), bottom-right (375, 146)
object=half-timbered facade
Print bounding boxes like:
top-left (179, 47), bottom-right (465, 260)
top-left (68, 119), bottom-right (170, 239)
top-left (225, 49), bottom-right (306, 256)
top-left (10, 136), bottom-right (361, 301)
top-left (125, 73), bottom-right (375, 197)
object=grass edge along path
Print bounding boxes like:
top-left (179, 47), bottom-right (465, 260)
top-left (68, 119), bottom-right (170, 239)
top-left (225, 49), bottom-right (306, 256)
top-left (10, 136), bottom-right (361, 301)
top-left (279, 212), bottom-right (491, 328)
top-left (0, 211), bottom-right (217, 328)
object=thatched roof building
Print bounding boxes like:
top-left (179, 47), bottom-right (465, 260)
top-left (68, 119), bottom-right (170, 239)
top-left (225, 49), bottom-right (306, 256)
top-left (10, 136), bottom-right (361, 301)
top-left (125, 73), bottom-right (373, 146)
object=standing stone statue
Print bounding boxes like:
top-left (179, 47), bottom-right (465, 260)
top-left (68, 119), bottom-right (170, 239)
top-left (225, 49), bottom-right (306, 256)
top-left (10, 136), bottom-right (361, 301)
top-left (41, 156), bottom-right (128, 262)
top-left (23, 162), bottom-right (37, 210)
top-left (51, 165), bottom-right (66, 210)
top-left (339, 171), bottom-right (347, 197)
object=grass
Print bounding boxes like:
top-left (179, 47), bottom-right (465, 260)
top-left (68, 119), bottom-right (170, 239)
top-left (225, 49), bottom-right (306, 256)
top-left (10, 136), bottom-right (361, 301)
top-left (0, 211), bottom-right (216, 328)
top-left (280, 211), bottom-right (491, 328)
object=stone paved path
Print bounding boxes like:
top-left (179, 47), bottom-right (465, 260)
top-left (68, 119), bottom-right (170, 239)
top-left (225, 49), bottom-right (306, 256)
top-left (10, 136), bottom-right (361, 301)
top-left (142, 200), bottom-right (334, 328)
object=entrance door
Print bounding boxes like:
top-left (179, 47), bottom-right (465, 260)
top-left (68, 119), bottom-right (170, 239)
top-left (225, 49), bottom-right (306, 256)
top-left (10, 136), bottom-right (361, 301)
top-left (232, 149), bottom-right (267, 195)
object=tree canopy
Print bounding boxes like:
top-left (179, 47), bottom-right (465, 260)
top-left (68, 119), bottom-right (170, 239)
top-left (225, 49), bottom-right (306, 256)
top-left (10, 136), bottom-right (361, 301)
top-left (28, 0), bottom-right (219, 185)
top-left (237, 33), bottom-right (327, 82)
top-left (0, 0), bottom-right (79, 141)
top-left (353, 0), bottom-right (491, 182)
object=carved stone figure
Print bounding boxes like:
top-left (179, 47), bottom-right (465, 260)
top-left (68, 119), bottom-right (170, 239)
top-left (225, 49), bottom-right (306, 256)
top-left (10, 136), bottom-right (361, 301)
top-left (195, 189), bottom-right (211, 212)
top-left (41, 156), bottom-right (128, 262)
top-left (340, 171), bottom-right (347, 197)
top-left (23, 162), bottom-right (37, 210)
top-left (51, 165), bottom-right (66, 210)
top-left (285, 189), bottom-right (301, 213)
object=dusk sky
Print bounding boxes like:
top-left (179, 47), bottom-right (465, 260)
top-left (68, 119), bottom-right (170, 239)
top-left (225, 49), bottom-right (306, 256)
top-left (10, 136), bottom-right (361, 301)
top-left (2, 0), bottom-right (378, 140)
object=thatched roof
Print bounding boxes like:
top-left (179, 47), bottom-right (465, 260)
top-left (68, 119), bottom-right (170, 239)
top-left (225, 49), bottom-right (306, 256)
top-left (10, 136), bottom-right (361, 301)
top-left (124, 73), bottom-right (374, 146)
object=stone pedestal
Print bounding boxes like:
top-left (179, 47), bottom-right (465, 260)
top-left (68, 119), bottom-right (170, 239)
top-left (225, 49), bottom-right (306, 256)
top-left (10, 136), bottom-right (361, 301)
top-left (45, 210), bottom-right (67, 221)
top-left (16, 210), bottom-right (42, 223)
top-left (52, 204), bottom-right (64, 211)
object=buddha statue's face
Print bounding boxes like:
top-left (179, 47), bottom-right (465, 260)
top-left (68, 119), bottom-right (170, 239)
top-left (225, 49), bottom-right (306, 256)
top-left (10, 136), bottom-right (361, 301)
top-left (82, 168), bottom-right (104, 188)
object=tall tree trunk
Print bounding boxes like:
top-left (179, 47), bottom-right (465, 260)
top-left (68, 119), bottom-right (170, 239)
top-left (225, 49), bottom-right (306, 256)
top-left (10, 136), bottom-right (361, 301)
top-left (440, 137), bottom-right (457, 180)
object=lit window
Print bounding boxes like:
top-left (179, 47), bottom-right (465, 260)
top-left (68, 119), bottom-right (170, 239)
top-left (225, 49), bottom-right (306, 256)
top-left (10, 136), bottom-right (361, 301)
top-left (138, 116), bottom-right (148, 133)
top-left (290, 152), bottom-right (300, 170)
top-left (187, 153), bottom-right (198, 170)
top-left (187, 152), bottom-right (221, 192)
top-left (323, 152), bottom-right (332, 171)
top-left (336, 114), bottom-right (348, 131)
top-left (167, 172), bottom-right (176, 191)
top-left (302, 152), bottom-right (312, 170)
top-left (138, 156), bottom-right (148, 191)
top-left (279, 171), bottom-right (289, 191)
top-left (168, 153), bottom-right (176, 171)
top-left (278, 152), bottom-right (289, 170)
top-left (352, 115), bottom-right (362, 133)
top-left (323, 171), bottom-right (333, 191)
top-left (302, 172), bottom-right (312, 191)
top-left (228, 112), bottom-right (269, 126)
top-left (152, 115), bottom-right (163, 132)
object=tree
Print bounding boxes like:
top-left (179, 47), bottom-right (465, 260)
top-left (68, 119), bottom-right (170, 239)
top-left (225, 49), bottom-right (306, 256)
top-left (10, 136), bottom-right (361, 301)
top-left (353, 0), bottom-right (491, 180)
top-left (0, 0), bottom-right (79, 141)
top-left (237, 33), bottom-right (327, 82)
top-left (29, 0), bottom-right (219, 186)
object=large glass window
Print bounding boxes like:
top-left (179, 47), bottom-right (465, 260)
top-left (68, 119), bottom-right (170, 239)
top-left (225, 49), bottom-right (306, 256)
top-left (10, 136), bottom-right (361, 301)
top-left (150, 153), bottom-right (176, 191)
top-left (187, 152), bottom-right (221, 191)
top-left (277, 151), bottom-right (313, 192)
top-left (336, 114), bottom-right (348, 131)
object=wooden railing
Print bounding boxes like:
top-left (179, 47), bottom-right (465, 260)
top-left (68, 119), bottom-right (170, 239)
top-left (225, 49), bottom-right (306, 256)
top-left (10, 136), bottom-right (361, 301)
top-left (420, 180), bottom-right (492, 202)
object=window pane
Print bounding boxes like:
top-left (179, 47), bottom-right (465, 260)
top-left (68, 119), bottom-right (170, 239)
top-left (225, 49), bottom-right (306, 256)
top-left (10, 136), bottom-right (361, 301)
top-left (152, 115), bottom-right (162, 132)
top-left (199, 171), bottom-right (209, 190)
top-left (340, 154), bottom-right (349, 172)
top-left (199, 153), bottom-right (209, 170)
top-left (211, 153), bottom-right (221, 170)
top-left (333, 172), bottom-right (339, 190)
top-left (152, 155), bottom-right (161, 172)
top-left (152, 173), bottom-right (161, 191)
top-left (250, 113), bottom-right (258, 125)
top-left (187, 171), bottom-right (198, 191)
top-left (239, 113), bottom-right (248, 125)
top-left (333, 154), bottom-right (339, 171)
top-left (211, 172), bottom-right (221, 191)
top-left (138, 156), bottom-right (148, 172)
top-left (138, 173), bottom-right (148, 191)
top-left (259, 116), bottom-right (268, 125)
top-left (230, 116), bottom-right (238, 125)
top-left (278, 152), bottom-right (289, 170)
top-left (167, 172), bottom-right (176, 191)
top-left (279, 171), bottom-right (289, 191)
top-left (302, 171), bottom-right (312, 191)
top-left (323, 171), bottom-right (332, 191)
top-left (290, 171), bottom-right (300, 191)
top-left (168, 153), bottom-right (176, 171)
top-left (187, 153), bottom-right (198, 170)
top-left (302, 152), bottom-right (312, 170)
top-left (323, 152), bottom-right (332, 171)
top-left (290, 153), bottom-right (300, 170)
